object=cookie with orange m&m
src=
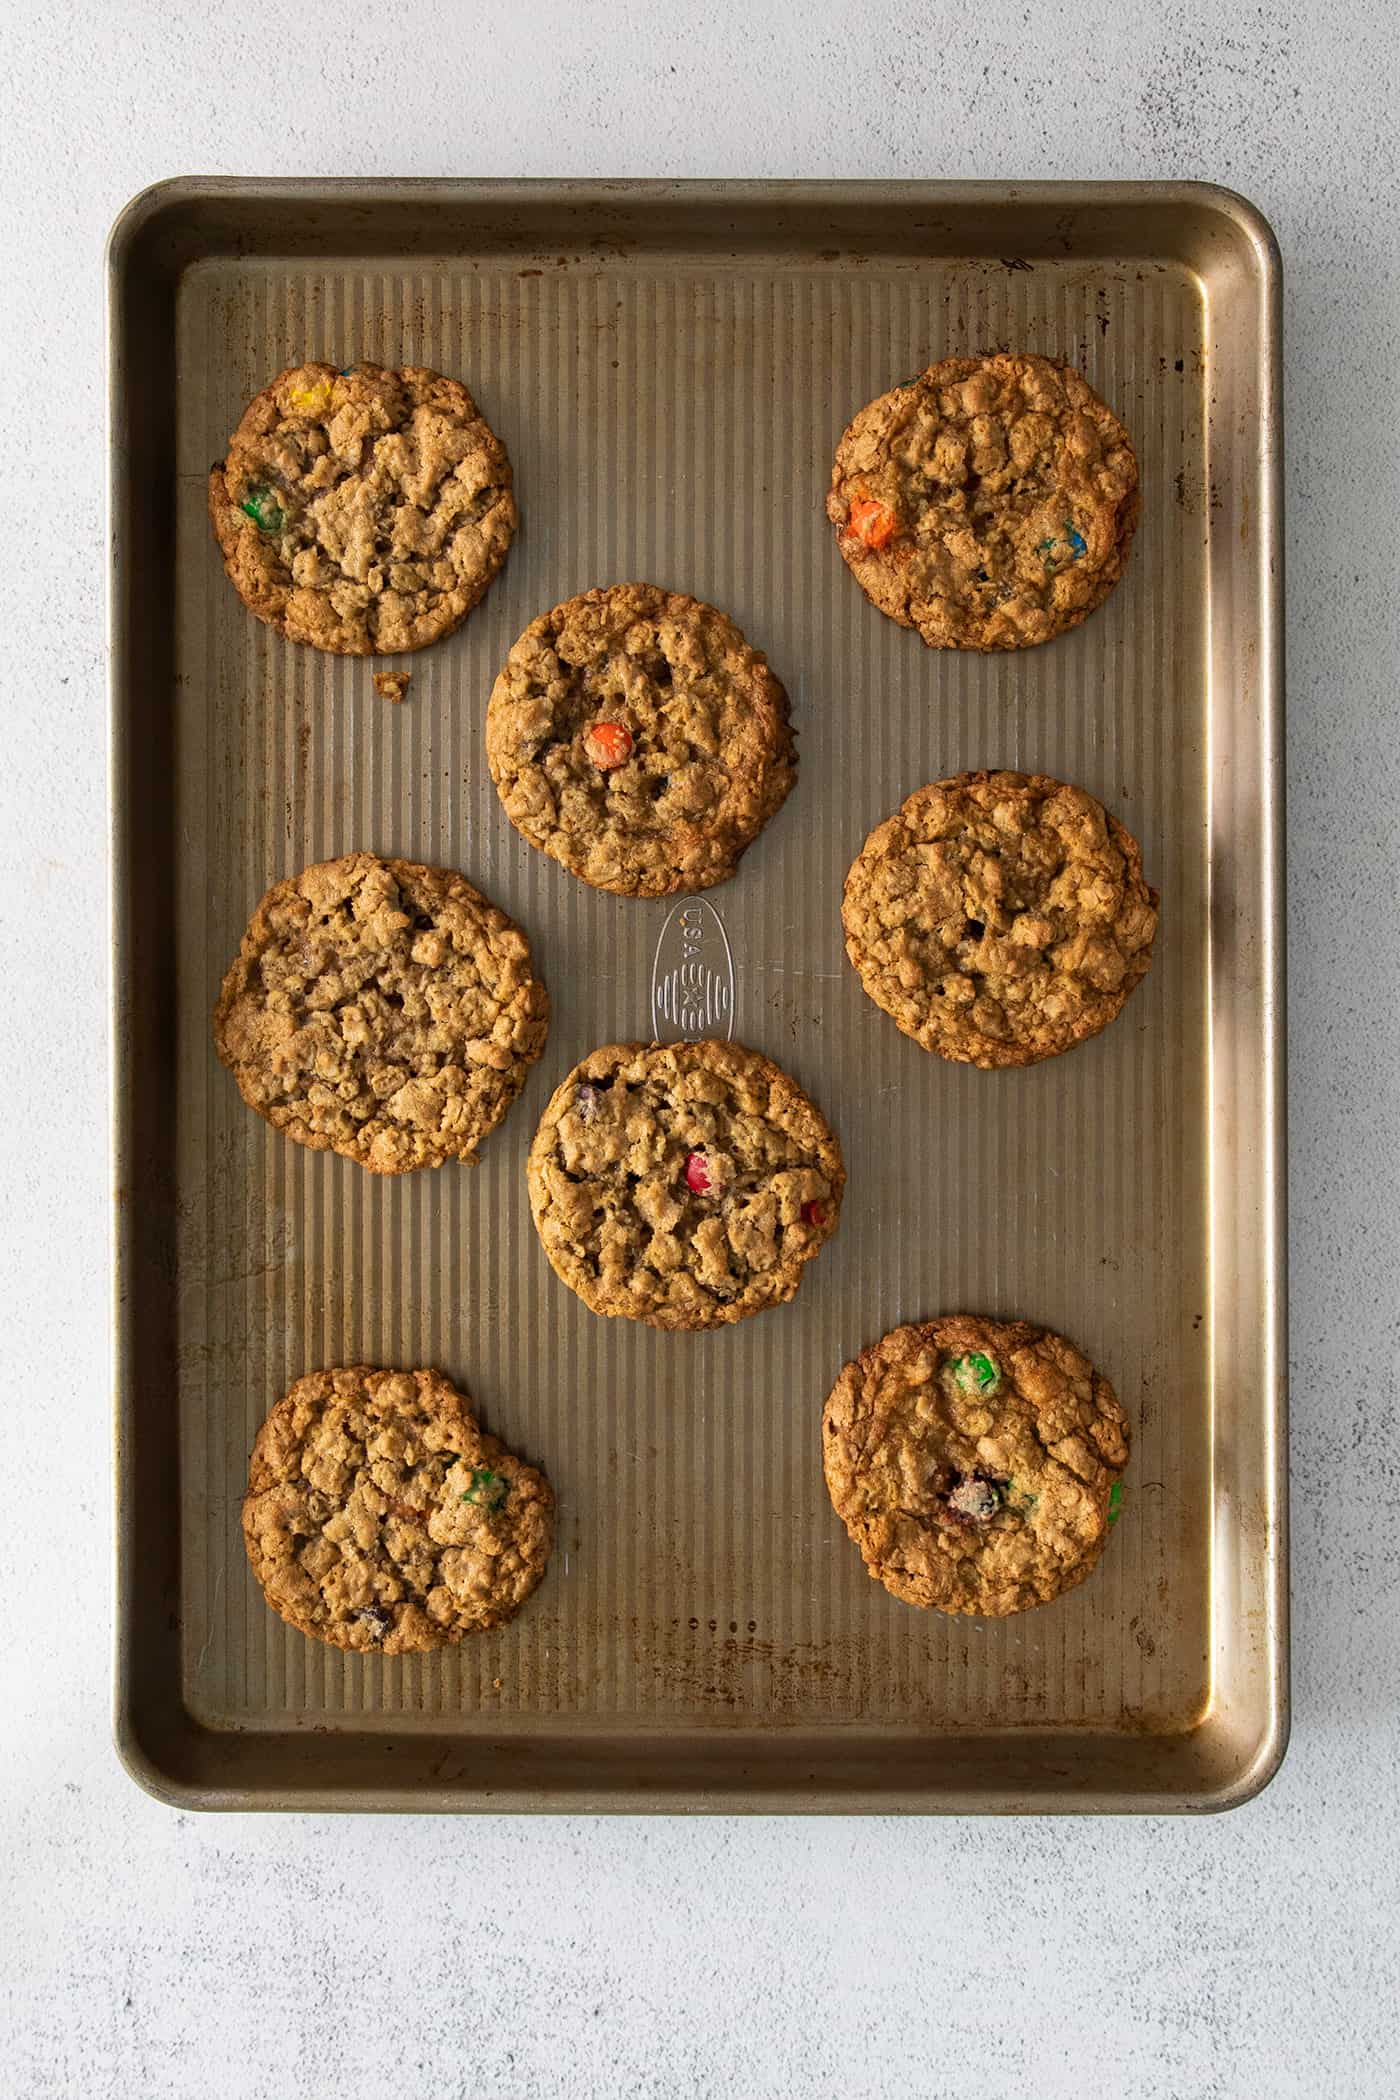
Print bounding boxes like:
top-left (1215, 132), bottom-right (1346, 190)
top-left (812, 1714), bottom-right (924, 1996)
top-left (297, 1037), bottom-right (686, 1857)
top-left (486, 584), bottom-right (795, 897)
top-left (827, 353), bottom-right (1138, 650)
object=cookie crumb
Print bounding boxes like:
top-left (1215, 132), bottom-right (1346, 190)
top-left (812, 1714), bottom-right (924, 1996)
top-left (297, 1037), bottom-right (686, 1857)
top-left (373, 671), bottom-right (411, 704)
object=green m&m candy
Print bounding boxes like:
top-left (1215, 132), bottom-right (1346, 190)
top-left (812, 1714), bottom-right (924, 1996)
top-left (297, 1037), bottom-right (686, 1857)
top-left (239, 483), bottom-right (285, 534)
top-left (947, 1351), bottom-right (1001, 1396)
top-left (461, 1467), bottom-right (509, 1511)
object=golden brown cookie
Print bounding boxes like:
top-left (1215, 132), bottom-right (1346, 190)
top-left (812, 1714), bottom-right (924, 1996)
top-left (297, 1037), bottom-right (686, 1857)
top-left (214, 853), bottom-right (549, 1173)
top-left (827, 353), bottom-right (1138, 649)
top-left (243, 1366), bottom-right (554, 1652)
top-left (526, 1040), bottom-right (844, 1330)
top-left (842, 771), bottom-right (1158, 1069)
top-left (485, 584), bottom-right (796, 896)
top-left (822, 1315), bottom-right (1129, 1616)
top-left (208, 362), bottom-right (516, 654)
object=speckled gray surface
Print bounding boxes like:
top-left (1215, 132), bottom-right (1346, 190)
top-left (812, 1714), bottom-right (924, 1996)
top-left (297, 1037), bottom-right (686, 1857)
top-left (3, 1), bottom-right (1398, 2093)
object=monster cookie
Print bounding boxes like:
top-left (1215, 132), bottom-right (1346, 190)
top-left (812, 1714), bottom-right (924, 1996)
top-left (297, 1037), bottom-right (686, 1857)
top-left (822, 1315), bottom-right (1129, 1616)
top-left (827, 353), bottom-right (1139, 650)
top-left (242, 1366), bottom-right (554, 1652)
top-left (527, 1040), bottom-right (844, 1329)
top-left (208, 362), bottom-right (516, 654)
top-left (485, 584), bottom-right (796, 896)
top-left (214, 853), bottom-right (549, 1173)
top-left (842, 771), bottom-right (1158, 1069)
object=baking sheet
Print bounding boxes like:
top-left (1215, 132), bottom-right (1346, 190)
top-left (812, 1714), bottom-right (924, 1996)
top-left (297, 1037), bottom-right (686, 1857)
top-left (110, 179), bottom-right (1286, 1811)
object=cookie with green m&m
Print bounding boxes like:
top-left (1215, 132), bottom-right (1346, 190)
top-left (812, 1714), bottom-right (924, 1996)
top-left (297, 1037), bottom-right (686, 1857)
top-left (822, 1315), bottom-right (1129, 1616)
top-left (826, 353), bottom-right (1138, 649)
top-left (242, 1366), bottom-right (554, 1652)
top-left (208, 362), bottom-right (516, 654)
top-left (485, 584), bottom-right (795, 896)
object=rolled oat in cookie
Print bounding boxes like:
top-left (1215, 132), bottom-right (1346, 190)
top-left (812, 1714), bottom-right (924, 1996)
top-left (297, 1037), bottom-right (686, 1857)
top-left (486, 584), bottom-right (796, 897)
top-left (208, 362), bottom-right (516, 654)
top-left (822, 1314), bottom-right (1129, 1616)
top-left (827, 353), bottom-right (1138, 650)
top-left (527, 1040), bottom-right (844, 1330)
top-left (842, 770), bottom-right (1158, 1069)
top-left (214, 852), bottom-right (549, 1173)
top-left (242, 1365), bottom-right (554, 1652)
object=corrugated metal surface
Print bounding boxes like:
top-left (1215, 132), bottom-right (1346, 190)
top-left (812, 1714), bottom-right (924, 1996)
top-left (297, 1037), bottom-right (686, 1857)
top-left (112, 181), bottom-right (1285, 1809)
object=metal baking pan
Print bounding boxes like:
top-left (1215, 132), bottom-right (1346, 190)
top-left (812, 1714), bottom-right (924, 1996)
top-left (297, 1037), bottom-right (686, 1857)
top-left (110, 178), bottom-right (1285, 1812)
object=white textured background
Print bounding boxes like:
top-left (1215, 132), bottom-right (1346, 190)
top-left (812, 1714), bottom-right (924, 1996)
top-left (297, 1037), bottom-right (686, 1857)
top-left (3, 1), bottom-right (1398, 2094)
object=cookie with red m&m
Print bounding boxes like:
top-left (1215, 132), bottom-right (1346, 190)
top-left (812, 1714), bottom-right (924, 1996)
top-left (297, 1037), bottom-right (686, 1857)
top-left (827, 354), bottom-right (1138, 649)
top-left (822, 1315), bottom-right (1129, 1616)
top-left (526, 1040), bottom-right (843, 1329)
top-left (485, 584), bottom-right (796, 896)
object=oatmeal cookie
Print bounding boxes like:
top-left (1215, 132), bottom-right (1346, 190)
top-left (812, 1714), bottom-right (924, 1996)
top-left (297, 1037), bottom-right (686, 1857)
top-left (527, 1040), bottom-right (843, 1329)
top-left (822, 1315), bottom-right (1129, 1616)
top-left (243, 1366), bottom-right (554, 1652)
top-left (486, 584), bottom-right (796, 896)
top-left (208, 362), bottom-right (516, 654)
top-left (214, 853), bottom-right (549, 1173)
top-left (827, 353), bottom-right (1138, 649)
top-left (842, 771), bottom-right (1158, 1069)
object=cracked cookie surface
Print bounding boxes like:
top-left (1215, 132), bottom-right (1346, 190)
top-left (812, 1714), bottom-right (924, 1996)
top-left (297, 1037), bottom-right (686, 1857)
top-left (822, 1315), bottom-right (1129, 1616)
top-left (527, 1040), bottom-right (843, 1329)
top-left (842, 770), bottom-right (1158, 1069)
top-left (827, 353), bottom-right (1138, 650)
top-left (208, 362), bottom-right (516, 654)
top-left (243, 1366), bottom-right (554, 1652)
top-left (214, 853), bottom-right (549, 1173)
top-left (486, 584), bottom-right (796, 896)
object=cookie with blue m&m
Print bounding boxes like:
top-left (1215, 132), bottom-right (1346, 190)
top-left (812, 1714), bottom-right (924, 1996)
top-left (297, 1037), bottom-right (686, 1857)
top-left (208, 362), bottom-right (516, 654)
top-left (822, 1315), bottom-right (1129, 1616)
top-left (826, 353), bottom-right (1138, 649)
top-left (842, 771), bottom-right (1158, 1069)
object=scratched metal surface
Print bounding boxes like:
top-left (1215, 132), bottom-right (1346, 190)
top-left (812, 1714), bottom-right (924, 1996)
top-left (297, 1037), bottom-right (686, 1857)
top-left (112, 181), bottom-right (1284, 1809)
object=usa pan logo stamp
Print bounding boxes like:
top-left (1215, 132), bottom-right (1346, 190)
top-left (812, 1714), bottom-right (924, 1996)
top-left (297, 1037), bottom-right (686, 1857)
top-left (651, 900), bottom-right (735, 1040)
